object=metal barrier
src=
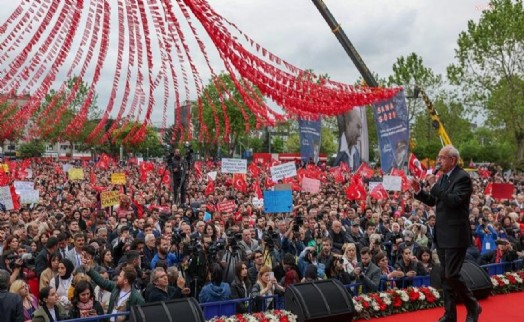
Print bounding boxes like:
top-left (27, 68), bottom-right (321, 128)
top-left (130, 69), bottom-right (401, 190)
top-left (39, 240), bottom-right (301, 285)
top-left (61, 312), bottom-right (129, 322)
top-left (60, 259), bottom-right (523, 321)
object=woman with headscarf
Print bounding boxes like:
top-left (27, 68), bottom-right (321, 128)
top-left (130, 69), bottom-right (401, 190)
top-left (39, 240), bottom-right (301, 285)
top-left (50, 258), bottom-right (74, 311)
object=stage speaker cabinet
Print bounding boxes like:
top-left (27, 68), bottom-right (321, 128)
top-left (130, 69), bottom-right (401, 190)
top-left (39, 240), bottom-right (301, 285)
top-left (431, 260), bottom-right (493, 300)
top-left (130, 298), bottom-right (205, 322)
top-left (285, 279), bottom-right (355, 322)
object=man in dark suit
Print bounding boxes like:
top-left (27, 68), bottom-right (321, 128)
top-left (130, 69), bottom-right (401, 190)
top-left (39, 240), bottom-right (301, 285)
top-left (411, 145), bottom-right (481, 322)
top-left (0, 269), bottom-right (23, 322)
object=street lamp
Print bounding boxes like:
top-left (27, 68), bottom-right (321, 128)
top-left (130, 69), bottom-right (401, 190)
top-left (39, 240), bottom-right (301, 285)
top-left (146, 147), bottom-right (149, 159)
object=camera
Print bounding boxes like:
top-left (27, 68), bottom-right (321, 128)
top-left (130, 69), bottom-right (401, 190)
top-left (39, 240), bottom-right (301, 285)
top-left (293, 216), bottom-right (304, 232)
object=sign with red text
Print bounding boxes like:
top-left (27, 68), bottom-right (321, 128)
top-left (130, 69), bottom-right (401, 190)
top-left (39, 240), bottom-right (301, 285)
top-left (217, 200), bottom-right (237, 213)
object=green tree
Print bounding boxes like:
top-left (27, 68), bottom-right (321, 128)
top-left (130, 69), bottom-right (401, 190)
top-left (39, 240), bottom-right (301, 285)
top-left (18, 140), bottom-right (45, 158)
top-left (387, 53), bottom-right (443, 124)
top-left (447, 0), bottom-right (524, 160)
top-left (192, 73), bottom-right (261, 157)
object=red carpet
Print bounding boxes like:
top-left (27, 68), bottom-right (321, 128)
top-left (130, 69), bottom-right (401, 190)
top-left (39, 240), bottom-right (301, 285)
top-left (370, 291), bottom-right (524, 321)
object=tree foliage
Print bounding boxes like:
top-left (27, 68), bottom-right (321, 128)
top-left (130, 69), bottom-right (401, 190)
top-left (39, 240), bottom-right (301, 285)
top-left (447, 0), bottom-right (524, 160)
top-left (387, 53), bottom-right (443, 124)
top-left (192, 73), bottom-right (261, 157)
top-left (18, 140), bottom-right (45, 158)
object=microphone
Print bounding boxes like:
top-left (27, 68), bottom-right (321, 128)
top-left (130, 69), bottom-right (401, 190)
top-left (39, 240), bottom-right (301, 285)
top-left (433, 164), bottom-right (441, 175)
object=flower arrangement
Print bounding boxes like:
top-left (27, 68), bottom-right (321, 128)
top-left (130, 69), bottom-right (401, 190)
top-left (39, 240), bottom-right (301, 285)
top-left (352, 286), bottom-right (442, 320)
top-left (490, 270), bottom-right (524, 294)
top-left (208, 310), bottom-right (297, 322)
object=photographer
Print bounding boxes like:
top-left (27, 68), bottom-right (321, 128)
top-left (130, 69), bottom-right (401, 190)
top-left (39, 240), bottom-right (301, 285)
top-left (0, 250), bottom-right (24, 284)
top-left (281, 218), bottom-right (305, 257)
top-left (168, 148), bottom-right (189, 206)
top-left (260, 228), bottom-right (284, 281)
top-left (221, 231), bottom-right (246, 284)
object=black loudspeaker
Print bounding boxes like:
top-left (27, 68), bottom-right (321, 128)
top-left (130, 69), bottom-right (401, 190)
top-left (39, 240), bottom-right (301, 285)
top-left (130, 298), bottom-right (205, 322)
top-left (285, 279), bottom-right (355, 322)
top-left (431, 260), bottom-right (493, 300)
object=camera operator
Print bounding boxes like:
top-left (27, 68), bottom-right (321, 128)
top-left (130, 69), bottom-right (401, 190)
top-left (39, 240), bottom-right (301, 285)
top-left (260, 228), bottom-right (285, 281)
top-left (0, 250), bottom-right (24, 283)
top-left (281, 217), bottom-right (305, 257)
top-left (169, 148), bottom-right (188, 206)
top-left (221, 231), bottom-right (247, 284)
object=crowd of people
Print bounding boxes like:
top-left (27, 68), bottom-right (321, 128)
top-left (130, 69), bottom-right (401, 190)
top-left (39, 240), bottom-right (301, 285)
top-left (0, 152), bottom-right (523, 321)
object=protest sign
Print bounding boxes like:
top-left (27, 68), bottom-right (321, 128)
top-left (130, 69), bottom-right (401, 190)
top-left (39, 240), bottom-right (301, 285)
top-left (63, 164), bottom-right (73, 173)
top-left (492, 183), bottom-right (514, 199)
top-left (217, 200), bottom-right (237, 213)
top-left (382, 175), bottom-right (402, 191)
top-left (207, 171), bottom-right (217, 181)
top-left (252, 197), bottom-right (264, 209)
top-left (68, 168), bottom-right (84, 180)
top-left (0, 186), bottom-right (14, 210)
top-left (301, 177), bottom-right (320, 194)
top-left (1, 164), bottom-right (8, 172)
top-left (101, 191), bottom-right (120, 208)
top-left (368, 181), bottom-right (382, 192)
top-left (274, 184), bottom-right (291, 191)
top-left (19, 189), bottom-right (39, 204)
top-left (270, 162), bottom-right (297, 182)
top-left (221, 158), bottom-right (247, 174)
top-left (263, 190), bottom-right (293, 213)
top-left (111, 173), bottom-right (126, 185)
top-left (14, 181), bottom-right (34, 191)
top-left (26, 169), bottom-right (33, 179)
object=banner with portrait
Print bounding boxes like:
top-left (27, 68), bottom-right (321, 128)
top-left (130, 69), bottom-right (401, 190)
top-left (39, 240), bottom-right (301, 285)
top-left (372, 90), bottom-right (410, 174)
top-left (298, 118), bottom-right (321, 164)
top-left (334, 106), bottom-right (368, 172)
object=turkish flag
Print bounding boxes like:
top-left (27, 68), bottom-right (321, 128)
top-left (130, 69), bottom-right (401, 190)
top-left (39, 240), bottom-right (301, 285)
top-left (370, 183), bottom-right (388, 200)
top-left (248, 162), bottom-right (261, 177)
top-left (484, 182), bottom-right (493, 195)
top-left (9, 185), bottom-right (20, 210)
top-left (90, 171), bottom-right (96, 185)
top-left (233, 173), bottom-right (247, 194)
top-left (408, 153), bottom-right (427, 180)
top-left (264, 177), bottom-right (275, 189)
top-left (339, 162), bottom-right (350, 173)
top-left (0, 168), bottom-right (9, 186)
top-left (252, 181), bottom-right (263, 199)
top-left (355, 163), bottom-right (374, 179)
top-left (346, 175), bottom-right (367, 200)
top-left (205, 180), bottom-right (215, 196)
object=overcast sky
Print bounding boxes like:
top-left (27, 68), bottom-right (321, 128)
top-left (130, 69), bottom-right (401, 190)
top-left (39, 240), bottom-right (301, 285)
top-left (0, 0), bottom-right (488, 124)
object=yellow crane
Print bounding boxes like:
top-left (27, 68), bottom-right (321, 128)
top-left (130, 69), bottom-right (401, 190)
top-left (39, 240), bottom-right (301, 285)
top-left (413, 86), bottom-right (452, 147)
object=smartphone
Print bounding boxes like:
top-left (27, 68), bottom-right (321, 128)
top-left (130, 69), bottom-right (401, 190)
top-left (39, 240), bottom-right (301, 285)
top-left (268, 272), bottom-right (274, 280)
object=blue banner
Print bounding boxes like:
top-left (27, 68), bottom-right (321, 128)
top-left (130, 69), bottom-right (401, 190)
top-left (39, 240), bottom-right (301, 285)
top-left (372, 91), bottom-right (410, 173)
top-left (263, 190), bottom-right (293, 213)
top-left (298, 118), bottom-right (321, 163)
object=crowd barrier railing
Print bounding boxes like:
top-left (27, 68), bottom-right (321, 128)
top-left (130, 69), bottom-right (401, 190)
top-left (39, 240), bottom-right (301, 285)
top-left (60, 259), bottom-right (523, 321)
top-left (61, 312), bottom-right (129, 322)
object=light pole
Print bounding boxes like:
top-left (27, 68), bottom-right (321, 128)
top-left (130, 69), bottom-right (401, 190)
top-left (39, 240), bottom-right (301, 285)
top-left (146, 147), bottom-right (149, 159)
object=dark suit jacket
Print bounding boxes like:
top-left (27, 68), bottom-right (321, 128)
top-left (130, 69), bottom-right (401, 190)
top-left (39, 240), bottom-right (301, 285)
top-left (414, 167), bottom-right (472, 249)
top-left (0, 290), bottom-right (23, 322)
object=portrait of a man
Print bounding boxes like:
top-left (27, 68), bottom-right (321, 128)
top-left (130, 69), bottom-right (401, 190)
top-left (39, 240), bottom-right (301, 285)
top-left (334, 108), bottom-right (362, 171)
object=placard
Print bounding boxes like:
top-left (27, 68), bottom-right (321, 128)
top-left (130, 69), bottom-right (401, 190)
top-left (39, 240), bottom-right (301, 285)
top-left (0, 186), bottom-right (14, 210)
top-left (101, 191), bottom-right (120, 208)
top-left (221, 158), bottom-right (247, 174)
top-left (19, 189), bottom-right (39, 204)
top-left (382, 175), bottom-right (402, 191)
top-left (1, 164), bottom-right (9, 172)
top-left (217, 200), bottom-right (237, 213)
top-left (368, 181), bottom-right (382, 192)
top-left (14, 181), bottom-right (34, 191)
top-left (68, 168), bottom-right (84, 180)
top-left (263, 190), bottom-right (293, 213)
top-left (492, 183), bottom-right (514, 199)
top-left (111, 173), bottom-right (126, 185)
top-left (207, 171), bottom-right (217, 181)
top-left (252, 197), bottom-right (264, 209)
top-left (270, 162), bottom-right (297, 182)
top-left (26, 169), bottom-right (33, 179)
top-left (274, 183), bottom-right (291, 191)
top-left (301, 177), bottom-right (321, 194)
top-left (63, 164), bottom-right (73, 173)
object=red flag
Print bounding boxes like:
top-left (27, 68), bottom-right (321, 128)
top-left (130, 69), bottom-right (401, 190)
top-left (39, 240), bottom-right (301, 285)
top-left (205, 180), bottom-right (215, 196)
top-left (252, 182), bottom-right (263, 199)
top-left (346, 175), bottom-right (367, 200)
top-left (9, 185), bottom-right (20, 210)
top-left (408, 153), bottom-right (427, 180)
top-left (248, 162), bottom-right (261, 177)
top-left (0, 167), bottom-right (9, 186)
top-left (233, 174), bottom-right (247, 194)
top-left (339, 162), bottom-right (350, 173)
top-left (264, 177), bottom-right (275, 189)
top-left (90, 171), bottom-right (96, 185)
top-left (370, 183), bottom-right (388, 200)
top-left (484, 182), bottom-right (493, 195)
top-left (355, 163), bottom-right (374, 179)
